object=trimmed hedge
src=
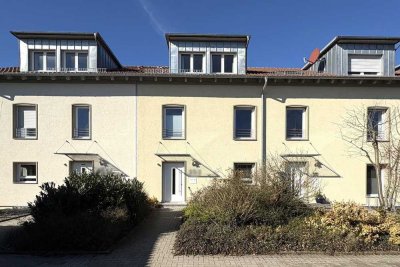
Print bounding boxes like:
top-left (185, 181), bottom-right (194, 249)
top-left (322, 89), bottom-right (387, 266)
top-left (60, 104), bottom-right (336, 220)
top-left (10, 173), bottom-right (150, 251)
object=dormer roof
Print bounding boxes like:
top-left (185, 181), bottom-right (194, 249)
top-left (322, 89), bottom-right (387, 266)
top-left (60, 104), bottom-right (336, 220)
top-left (303, 36), bottom-right (400, 70)
top-left (165, 33), bottom-right (251, 47)
top-left (11, 31), bottom-right (122, 68)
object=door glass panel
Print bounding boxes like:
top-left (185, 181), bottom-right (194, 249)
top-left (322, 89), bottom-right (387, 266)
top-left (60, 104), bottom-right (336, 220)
top-left (212, 55), bottom-right (221, 73)
top-left (65, 52), bottom-right (75, 70)
top-left (224, 55), bottom-right (234, 73)
top-left (193, 54), bottom-right (203, 72)
top-left (46, 52), bottom-right (56, 70)
top-left (180, 54), bottom-right (190, 72)
top-left (172, 168), bottom-right (176, 194)
top-left (78, 53), bottom-right (88, 70)
top-left (33, 52), bottom-right (44, 71)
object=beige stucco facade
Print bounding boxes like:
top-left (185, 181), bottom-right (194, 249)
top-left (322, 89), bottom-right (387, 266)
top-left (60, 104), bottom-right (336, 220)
top-left (1, 80), bottom-right (400, 206)
top-left (0, 83), bottom-right (137, 206)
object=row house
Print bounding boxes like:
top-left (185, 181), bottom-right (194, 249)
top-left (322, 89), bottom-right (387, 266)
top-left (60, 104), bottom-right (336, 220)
top-left (0, 32), bottom-right (400, 206)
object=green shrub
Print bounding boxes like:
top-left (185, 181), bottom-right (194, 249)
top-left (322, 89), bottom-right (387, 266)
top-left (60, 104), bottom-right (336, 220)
top-left (183, 173), bottom-right (310, 227)
top-left (11, 173), bottom-right (150, 251)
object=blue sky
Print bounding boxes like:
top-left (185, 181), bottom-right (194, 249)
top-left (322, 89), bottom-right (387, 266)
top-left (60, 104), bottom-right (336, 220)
top-left (0, 0), bottom-right (399, 68)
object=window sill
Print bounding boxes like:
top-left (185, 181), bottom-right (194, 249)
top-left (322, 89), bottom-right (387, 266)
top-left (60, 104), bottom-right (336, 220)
top-left (13, 137), bottom-right (38, 140)
top-left (162, 137), bottom-right (186, 140)
top-left (234, 137), bottom-right (257, 141)
top-left (286, 138), bottom-right (309, 141)
top-left (72, 137), bottom-right (92, 140)
top-left (14, 181), bottom-right (38, 184)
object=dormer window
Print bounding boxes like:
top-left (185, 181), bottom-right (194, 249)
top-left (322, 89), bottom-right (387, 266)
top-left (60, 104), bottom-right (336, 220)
top-left (348, 55), bottom-right (382, 76)
top-left (211, 54), bottom-right (235, 74)
top-left (179, 53), bottom-right (204, 73)
top-left (63, 51), bottom-right (88, 71)
top-left (30, 51), bottom-right (56, 71)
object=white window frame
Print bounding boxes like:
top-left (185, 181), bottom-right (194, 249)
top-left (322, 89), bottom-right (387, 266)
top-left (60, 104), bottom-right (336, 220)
top-left (234, 162), bottom-right (256, 183)
top-left (162, 105), bottom-right (185, 140)
top-left (366, 164), bottom-right (385, 198)
top-left (348, 54), bottom-right (383, 76)
top-left (62, 51), bottom-right (89, 72)
top-left (72, 104), bottom-right (91, 140)
top-left (367, 107), bottom-right (388, 142)
top-left (14, 104), bottom-right (38, 139)
top-left (179, 53), bottom-right (205, 73)
top-left (14, 162), bottom-right (38, 184)
top-left (30, 51), bottom-right (56, 72)
top-left (211, 53), bottom-right (237, 74)
top-left (286, 106), bottom-right (308, 140)
top-left (234, 106), bottom-right (256, 140)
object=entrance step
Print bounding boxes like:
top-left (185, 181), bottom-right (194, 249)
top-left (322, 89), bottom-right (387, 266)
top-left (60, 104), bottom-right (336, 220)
top-left (160, 202), bottom-right (187, 207)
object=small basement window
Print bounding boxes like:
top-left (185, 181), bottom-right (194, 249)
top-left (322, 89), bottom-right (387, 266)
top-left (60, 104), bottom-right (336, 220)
top-left (14, 162), bottom-right (37, 183)
top-left (348, 55), bottom-right (382, 76)
top-left (234, 163), bottom-right (255, 183)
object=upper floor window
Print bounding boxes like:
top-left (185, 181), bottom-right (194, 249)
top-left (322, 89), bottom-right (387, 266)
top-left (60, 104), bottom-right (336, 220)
top-left (348, 55), bottom-right (382, 76)
top-left (30, 51), bottom-right (56, 71)
top-left (286, 106), bottom-right (308, 140)
top-left (234, 106), bottom-right (255, 140)
top-left (14, 104), bottom-right (37, 139)
top-left (180, 53), bottom-right (203, 73)
top-left (72, 105), bottom-right (91, 139)
top-left (63, 51), bottom-right (88, 71)
top-left (163, 105), bottom-right (185, 139)
top-left (14, 162), bottom-right (38, 184)
top-left (367, 107), bottom-right (388, 141)
top-left (212, 54), bottom-right (235, 74)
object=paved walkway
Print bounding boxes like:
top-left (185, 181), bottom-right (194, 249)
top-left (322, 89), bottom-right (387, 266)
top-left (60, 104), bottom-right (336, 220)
top-left (1, 207), bottom-right (400, 267)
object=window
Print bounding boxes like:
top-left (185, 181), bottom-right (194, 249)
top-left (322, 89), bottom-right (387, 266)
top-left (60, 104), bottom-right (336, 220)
top-left (30, 51), bottom-right (56, 71)
top-left (14, 104), bottom-right (37, 139)
top-left (63, 51), bottom-right (88, 71)
top-left (367, 165), bottom-right (385, 197)
top-left (70, 161), bottom-right (93, 175)
top-left (163, 106), bottom-right (185, 139)
top-left (286, 107), bottom-right (307, 140)
top-left (211, 54), bottom-right (235, 73)
top-left (14, 162), bottom-right (37, 183)
top-left (179, 54), bottom-right (204, 73)
top-left (72, 105), bottom-right (91, 139)
top-left (367, 108), bottom-right (388, 141)
top-left (348, 55), bottom-right (382, 76)
top-left (234, 106), bottom-right (256, 139)
top-left (234, 163), bottom-right (255, 183)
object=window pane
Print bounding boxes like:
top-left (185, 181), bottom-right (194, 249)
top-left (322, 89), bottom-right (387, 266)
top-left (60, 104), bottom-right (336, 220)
top-left (234, 163), bottom-right (253, 177)
top-left (164, 108), bottom-right (183, 138)
top-left (180, 54), bottom-right (190, 72)
top-left (78, 53), bottom-right (88, 70)
top-left (46, 52), bottom-right (56, 70)
top-left (34, 52), bottom-right (44, 71)
top-left (367, 165), bottom-right (378, 195)
top-left (193, 54), bottom-right (203, 72)
top-left (74, 106), bottom-right (90, 138)
top-left (20, 164), bottom-right (36, 177)
top-left (212, 55), bottom-right (221, 73)
top-left (224, 55), bottom-right (234, 73)
top-left (16, 106), bottom-right (37, 138)
top-left (235, 108), bottom-right (252, 138)
top-left (368, 109), bottom-right (384, 140)
top-left (287, 109), bottom-right (304, 138)
top-left (65, 52), bottom-right (75, 70)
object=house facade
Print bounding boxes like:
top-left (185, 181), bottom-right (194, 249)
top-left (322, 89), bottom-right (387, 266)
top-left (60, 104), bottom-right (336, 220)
top-left (0, 32), bottom-right (400, 206)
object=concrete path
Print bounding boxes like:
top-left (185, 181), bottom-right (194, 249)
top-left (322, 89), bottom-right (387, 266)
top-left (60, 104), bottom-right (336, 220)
top-left (1, 207), bottom-right (400, 267)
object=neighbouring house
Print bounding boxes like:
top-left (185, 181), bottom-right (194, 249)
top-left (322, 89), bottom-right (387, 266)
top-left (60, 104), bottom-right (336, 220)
top-left (0, 32), bottom-right (400, 206)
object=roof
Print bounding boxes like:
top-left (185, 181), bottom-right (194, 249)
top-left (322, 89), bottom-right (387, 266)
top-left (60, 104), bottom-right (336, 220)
top-left (303, 36), bottom-right (400, 70)
top-left (165, 33), bottom-right (251, 47)
top-left (10, 31), bottom-right (122, 68)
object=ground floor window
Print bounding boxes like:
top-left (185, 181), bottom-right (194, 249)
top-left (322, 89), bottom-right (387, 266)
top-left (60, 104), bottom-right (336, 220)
top-left (234, 163), bottom-right (255, 183)
top-left (14, 162), bottom-right (37, 183)
top-left (367, 165), bottom-right (385, 197)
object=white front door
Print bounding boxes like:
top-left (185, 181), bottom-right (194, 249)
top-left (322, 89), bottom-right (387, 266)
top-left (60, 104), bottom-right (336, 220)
top-left (162, 162), bottom-right (185, 203)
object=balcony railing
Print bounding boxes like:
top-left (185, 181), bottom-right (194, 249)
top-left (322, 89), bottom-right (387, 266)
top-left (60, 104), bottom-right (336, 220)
top-left (73, 128), bottom-right (90, 139)
top-left (15, 128), bottom-right (37, 138)
top-left (235, 128), bottom-right (253, 138)
top-left (163, 129), bottom-right (184, 138)
top-left (28, 68), bottom-right (107, 73)
top-left (287, 128), bottom-right (303, 139)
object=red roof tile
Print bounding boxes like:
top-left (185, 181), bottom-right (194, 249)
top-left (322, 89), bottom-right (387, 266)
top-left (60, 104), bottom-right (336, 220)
top-left (0, 66), bottom-right (19, 73)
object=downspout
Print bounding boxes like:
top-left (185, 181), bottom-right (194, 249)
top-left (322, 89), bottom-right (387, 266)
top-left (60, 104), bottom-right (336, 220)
top-left (134, 82), bottom-right (138, 179)
top-left (262, 77), bottom-right (268, 168)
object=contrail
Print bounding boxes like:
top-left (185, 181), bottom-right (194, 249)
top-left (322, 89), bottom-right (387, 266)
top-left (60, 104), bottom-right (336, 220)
top-left (138, 0), bottom-right (166, 36)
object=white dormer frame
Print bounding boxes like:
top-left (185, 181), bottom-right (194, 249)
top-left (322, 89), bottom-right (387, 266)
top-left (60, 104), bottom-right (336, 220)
top-left (29, 50), bottom-right (57, 72)
top-left (62, 51), bottom-right (89, 72)
top-left (178, 53), bottom-right (205, 73)
top-left (211, 53), bottom-right (238, 74)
